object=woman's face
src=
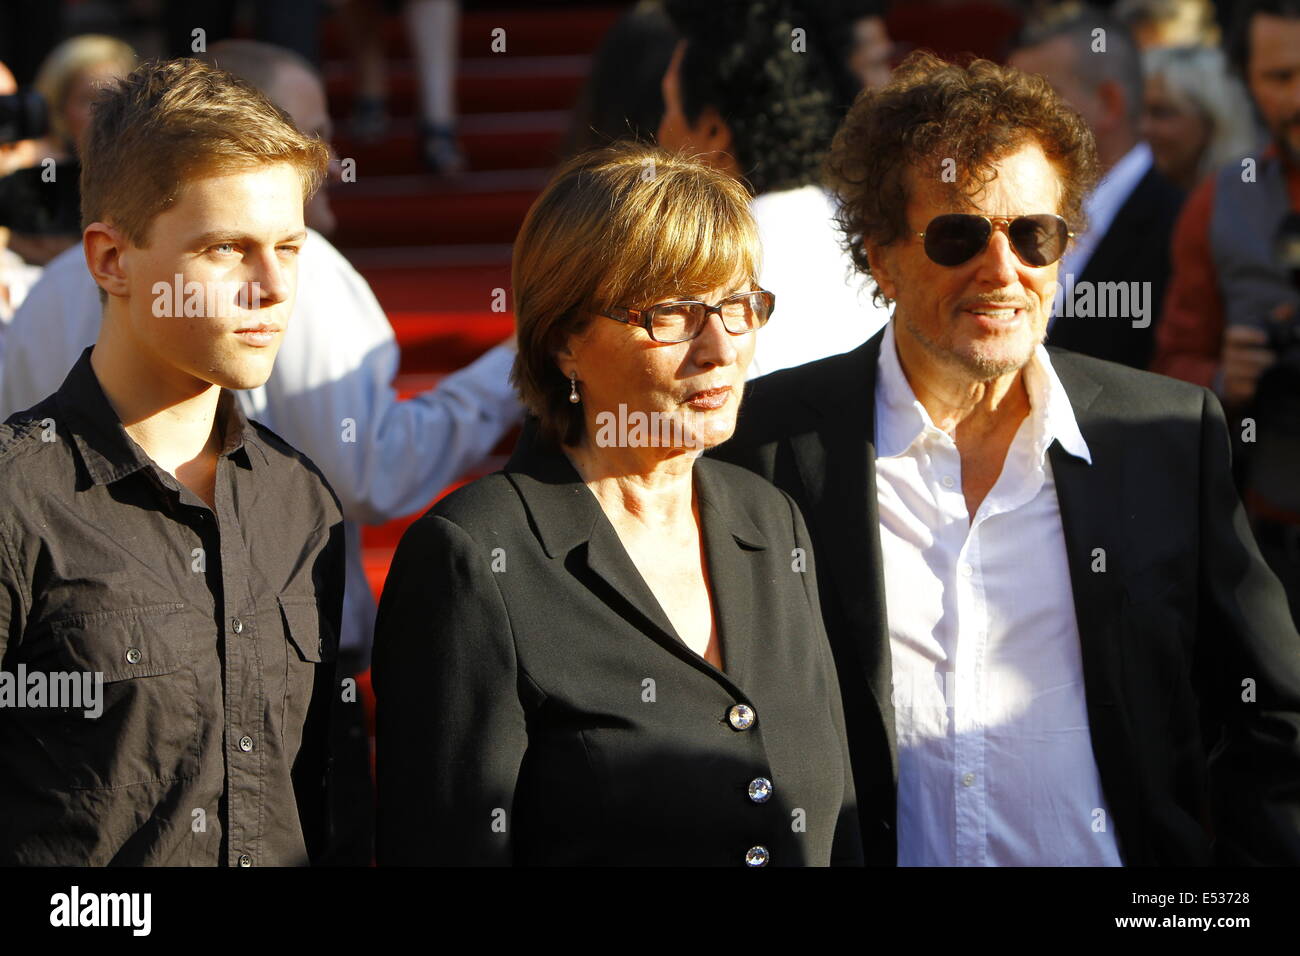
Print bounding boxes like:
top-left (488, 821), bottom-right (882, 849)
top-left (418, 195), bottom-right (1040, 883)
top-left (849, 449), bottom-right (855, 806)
top-left (1140, 74), bottom-right (1212, 188)
top-left (560, 279), bottom-right (758, 459)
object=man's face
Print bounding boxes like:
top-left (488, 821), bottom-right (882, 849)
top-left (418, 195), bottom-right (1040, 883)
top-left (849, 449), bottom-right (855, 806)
top-left (867, 141), bottom-right (1065, 381)
top-left (269, 63), bottom-right (337, 235)
top-left (1246, 14), bottom-right (1300, 165)
top-left (118, 162), bottom-right (306, 391)
top-left (1008, 37), bottom-right (1103, 131)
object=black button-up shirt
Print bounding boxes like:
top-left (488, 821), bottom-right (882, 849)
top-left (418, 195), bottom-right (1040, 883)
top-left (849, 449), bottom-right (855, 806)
top-left (0, 347), bottom-right (345, 865)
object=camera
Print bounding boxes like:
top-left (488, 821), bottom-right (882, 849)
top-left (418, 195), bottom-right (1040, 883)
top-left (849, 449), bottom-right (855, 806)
top-left (0, 90), bottom-right (48, 146)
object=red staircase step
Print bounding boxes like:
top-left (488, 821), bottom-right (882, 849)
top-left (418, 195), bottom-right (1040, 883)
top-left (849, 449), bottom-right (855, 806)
top-left (321, 6), bottom-right (627, 60)
top-left (325, 55), bottom-right (590, 119)
top-left (333, 112), bottom-right (567, 177)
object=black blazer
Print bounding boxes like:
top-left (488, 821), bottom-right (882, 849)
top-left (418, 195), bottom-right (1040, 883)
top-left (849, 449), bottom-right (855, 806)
top-left (709, 328), bottom-right (1300, 866)
top-left (372, 431), bottom-right (861, 866)
top-left (1047, 165), bottom-right (1185, 370)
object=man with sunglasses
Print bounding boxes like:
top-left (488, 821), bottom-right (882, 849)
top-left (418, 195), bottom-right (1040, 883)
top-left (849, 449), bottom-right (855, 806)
top-left (712, 51), bottom-right (1300, 866)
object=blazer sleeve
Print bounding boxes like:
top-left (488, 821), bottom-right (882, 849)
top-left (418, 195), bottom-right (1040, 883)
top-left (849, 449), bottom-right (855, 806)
top-left (785, 489), bottom-right (864, 866)
top-left (372, 513), bottom-right (527, 865)
top-left (1194, 389), bottom-right (1300, 865)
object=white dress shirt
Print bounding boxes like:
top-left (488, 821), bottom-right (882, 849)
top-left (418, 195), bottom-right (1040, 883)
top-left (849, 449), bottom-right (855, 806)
top-left (1051, 141), bottom-right (1153, 328)
top-left (0, 233), bottom-right (523, 661)
top-left (747, 184), bottom-right (891, 378)
top-left (874, 321), bottom-right (1123, 866)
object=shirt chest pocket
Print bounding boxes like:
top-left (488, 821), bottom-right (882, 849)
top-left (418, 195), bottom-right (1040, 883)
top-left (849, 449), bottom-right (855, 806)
top-left (40, 603), bottom-right (200, 790)
top-left (276, 595), bottom-right (338, 734)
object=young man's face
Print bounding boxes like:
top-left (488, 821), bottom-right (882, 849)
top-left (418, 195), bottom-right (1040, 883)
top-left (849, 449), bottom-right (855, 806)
top-left (120, 162), bottom-right (306, 391)
top-left (1246, 13), bottom-right (1300, 165)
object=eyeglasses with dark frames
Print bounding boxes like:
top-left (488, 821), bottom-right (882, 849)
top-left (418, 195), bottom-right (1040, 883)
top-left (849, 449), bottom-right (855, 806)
top-left (916, 214), bottom-right (1074, 268)
top-left (601, 289), bottom-right (776, 344)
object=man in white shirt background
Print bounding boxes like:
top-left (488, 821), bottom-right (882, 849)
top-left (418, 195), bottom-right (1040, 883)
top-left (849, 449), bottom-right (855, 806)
top-left (1009, 6), bottom-right (1185, 370)
top-left (0, 41), bottom-right (522, 864)
top-left (656, 0), bottom-right (893, 378)
top-left (714, 50), bottom-right (1300, 866)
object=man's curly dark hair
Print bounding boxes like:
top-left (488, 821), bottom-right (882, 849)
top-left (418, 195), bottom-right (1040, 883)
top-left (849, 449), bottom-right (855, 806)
top-left (664, 0), bottom-right (857, 196)
top-left (825, 50), bottom-right (1101, 303)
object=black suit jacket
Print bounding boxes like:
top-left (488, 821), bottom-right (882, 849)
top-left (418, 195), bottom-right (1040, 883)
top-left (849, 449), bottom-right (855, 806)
top-left (710, 328), bottom-right (1300, 865)
top-left (1048, 165), bottom-right (1185, 369)
top-left (372, 432), bottom-right (861, 866)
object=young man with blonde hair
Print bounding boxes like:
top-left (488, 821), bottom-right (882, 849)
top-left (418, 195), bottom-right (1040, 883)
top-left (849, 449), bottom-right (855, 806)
top-left (0, 58), bottom-right (343, 866)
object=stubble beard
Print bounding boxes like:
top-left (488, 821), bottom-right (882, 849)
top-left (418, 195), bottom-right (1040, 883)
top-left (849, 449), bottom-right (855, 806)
top-left (901, 309), bottom-right (1042, 383)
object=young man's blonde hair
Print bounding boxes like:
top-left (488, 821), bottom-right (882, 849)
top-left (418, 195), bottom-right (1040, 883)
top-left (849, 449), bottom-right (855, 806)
top-left (80, 57), bottom-right (330, 248)
top-left (511, 142), bottom-right (761, 447)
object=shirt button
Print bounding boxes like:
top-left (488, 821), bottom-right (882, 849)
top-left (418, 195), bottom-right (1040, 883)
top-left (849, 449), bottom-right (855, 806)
top-left (745, 845), bottom-right (770, 867)
top-left (941, 475), bottom-right (956, 489)
top-left (747, 777), bottom-right (773, 803)
top-left (238, 853), bottom-right (252, 867)
top-left (962, 772), bottom-right (976, 787)
top-left (727, 703), bottom-right (756, 731)
top-left (231, 617), bottom-right (244, 634)
top-left (960, 564), bottom-right (973, 578)
top-left (125, 647), bottom-right (142, 664)
top-left (239, 735), bottom-right (254, 752)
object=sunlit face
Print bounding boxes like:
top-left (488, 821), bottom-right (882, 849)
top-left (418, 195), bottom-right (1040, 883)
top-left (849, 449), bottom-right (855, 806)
top-left (867, 141), bottom-right (1066, 381)
top-left (563, 277), bottom-right (758, 454)
top-left (1140, 73), bottom-right (1211, 187)
top-left (1246, 14), bottom-right (1300, 165)
top-left (116, 162), bottom-right (306, 391)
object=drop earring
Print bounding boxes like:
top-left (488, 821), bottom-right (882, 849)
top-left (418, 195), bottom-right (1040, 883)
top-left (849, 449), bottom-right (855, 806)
top-left (568, 372), bottom-right (580, 404)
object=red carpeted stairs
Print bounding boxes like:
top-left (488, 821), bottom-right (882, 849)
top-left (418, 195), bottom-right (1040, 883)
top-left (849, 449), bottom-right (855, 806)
top-left (320, 4), bottom-right (627, 604)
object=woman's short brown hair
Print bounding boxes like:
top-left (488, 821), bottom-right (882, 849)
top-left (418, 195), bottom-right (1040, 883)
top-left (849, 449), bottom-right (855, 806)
top-left (80, 57), bottom-right (329, 247)
top-left (511, 142), bottom-right (761, 447)
top-left (825, 51), bottom-right (1101, 304)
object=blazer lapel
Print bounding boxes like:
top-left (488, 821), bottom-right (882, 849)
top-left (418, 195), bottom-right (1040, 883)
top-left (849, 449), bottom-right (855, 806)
top-left (505, 429), bottom-right (764, 693)
top-left (790, 331), bottom-right (899, 779)
top-left (1046, 352), bottom-right (1146, 861)
top-left (694, 459), bottom-right (769, 691)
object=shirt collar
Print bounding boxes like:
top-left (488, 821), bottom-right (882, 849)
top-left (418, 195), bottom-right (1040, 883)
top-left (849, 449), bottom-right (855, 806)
top-left (874, 320), bottom-right (1092, 465)
top-left (1086, 140), bottom-right (1152, 226)
top-left (55, 346), bottom-right (257, 487)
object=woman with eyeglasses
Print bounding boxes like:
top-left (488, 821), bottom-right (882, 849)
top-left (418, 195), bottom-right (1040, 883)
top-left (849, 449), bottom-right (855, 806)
top-left (372, 143), bottom-right (861, 867)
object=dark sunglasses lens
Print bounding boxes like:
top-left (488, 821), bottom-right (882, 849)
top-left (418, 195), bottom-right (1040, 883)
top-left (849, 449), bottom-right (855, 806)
top-left (924, 215), bottom-right (989, 266)
top-left (1009, 214), bottom-right (1069, 266)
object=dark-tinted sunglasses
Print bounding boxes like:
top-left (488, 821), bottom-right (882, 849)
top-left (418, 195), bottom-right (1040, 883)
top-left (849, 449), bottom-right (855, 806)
top-left (917, 214), bottom-right (1074, 267)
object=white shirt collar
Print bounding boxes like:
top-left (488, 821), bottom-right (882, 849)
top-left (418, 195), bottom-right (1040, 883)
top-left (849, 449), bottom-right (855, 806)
top-left (874, 320), bottom-right (1092, 465)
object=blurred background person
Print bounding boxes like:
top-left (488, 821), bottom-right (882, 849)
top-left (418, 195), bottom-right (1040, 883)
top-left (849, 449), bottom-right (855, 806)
top-left (658, 0), bottom-right (892, 379)
top-left (342, 0), bottom-right (465, 173)
top-left (1140, 44), bottom-right (1259, 192)
top-left (1010, 4), bottom-right (1185, 369)
top-left (0, 58), bottom-right (44, 386)
top-left (0, 34), bottom-right (135, 266)
top-left (559, 0), bottom-right (678, 157)
top-left (1152, 0), bottom-right (1300, 624)
top-left (845, 0), bottom-right (896, 92)
top-left (1114, 0), bottom-right (1221, 49)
